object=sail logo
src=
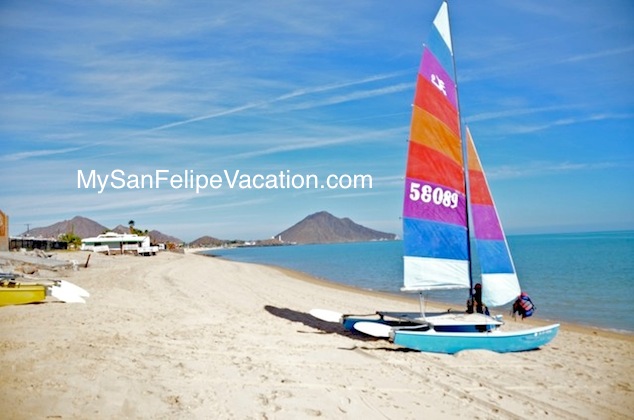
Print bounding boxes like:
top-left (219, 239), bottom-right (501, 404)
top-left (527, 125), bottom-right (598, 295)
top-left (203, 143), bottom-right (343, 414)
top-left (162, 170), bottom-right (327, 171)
top-left (431, 74), bottom-right (447, 96)
top-left (408, 182), bottom-right (458, 209)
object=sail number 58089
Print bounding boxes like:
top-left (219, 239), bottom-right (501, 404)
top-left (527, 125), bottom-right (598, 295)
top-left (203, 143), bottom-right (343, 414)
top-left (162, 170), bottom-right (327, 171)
top-left (409, 182), bottom-right (459, 209)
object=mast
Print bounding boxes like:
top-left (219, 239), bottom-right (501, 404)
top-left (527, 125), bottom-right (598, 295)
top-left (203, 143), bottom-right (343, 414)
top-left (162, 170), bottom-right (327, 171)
top-left (444, 0), bottom-right (474, 297)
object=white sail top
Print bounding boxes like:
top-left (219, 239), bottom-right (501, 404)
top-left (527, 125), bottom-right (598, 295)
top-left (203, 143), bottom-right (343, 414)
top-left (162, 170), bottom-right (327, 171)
top-left (433, 2), bottom-right (452, 54)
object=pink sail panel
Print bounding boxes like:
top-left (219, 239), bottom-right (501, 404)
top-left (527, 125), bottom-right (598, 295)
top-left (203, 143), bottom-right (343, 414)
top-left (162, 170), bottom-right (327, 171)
top-left (466, 128), bottom-right (503, 240)
top-left (418, 47), bottom-right (457, 110)
top-left (403, 178), bottom-right (466, 225)
top-left (470, 204), bottom-right (504, 240)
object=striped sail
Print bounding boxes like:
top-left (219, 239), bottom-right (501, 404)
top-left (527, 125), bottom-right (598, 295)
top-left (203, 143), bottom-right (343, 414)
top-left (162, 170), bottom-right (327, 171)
top-left (466, 127), bottom-right (521, 306)
top-left (402, 1), bottom-right (469, 291)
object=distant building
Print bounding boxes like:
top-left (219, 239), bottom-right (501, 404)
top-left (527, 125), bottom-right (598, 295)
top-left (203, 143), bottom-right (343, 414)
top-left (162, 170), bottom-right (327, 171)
top-left (81, 232), bottom-right (158, 256)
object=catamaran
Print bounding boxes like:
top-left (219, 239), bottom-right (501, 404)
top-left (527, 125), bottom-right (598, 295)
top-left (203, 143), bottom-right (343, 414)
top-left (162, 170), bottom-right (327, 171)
top-left (311, 1), bottom-right (559, 354)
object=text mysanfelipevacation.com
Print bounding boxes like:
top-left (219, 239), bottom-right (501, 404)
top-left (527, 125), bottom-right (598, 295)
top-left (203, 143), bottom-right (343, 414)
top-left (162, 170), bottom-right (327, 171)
top-left (77, 169), bottom-right (373, 194)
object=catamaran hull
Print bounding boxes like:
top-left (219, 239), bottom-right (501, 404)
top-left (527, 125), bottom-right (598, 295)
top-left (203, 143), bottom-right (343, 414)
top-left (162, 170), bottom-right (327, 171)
top-left (342, 312), bottom-right (501, 333)
top-left (392, 324), bottom-right (560, 354)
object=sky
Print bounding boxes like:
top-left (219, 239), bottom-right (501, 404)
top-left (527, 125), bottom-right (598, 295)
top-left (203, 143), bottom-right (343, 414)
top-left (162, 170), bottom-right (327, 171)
top-left (1, 0), bottom-right (633, 242)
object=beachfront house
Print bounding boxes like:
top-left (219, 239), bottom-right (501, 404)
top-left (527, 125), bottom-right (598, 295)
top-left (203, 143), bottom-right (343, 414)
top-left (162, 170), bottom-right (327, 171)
top-left (81, 232), bottom-right (158, 256)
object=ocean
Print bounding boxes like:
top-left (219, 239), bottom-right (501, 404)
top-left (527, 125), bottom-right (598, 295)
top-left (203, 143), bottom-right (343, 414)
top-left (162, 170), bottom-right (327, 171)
top-left (206, 230), bottom-right (634, 333)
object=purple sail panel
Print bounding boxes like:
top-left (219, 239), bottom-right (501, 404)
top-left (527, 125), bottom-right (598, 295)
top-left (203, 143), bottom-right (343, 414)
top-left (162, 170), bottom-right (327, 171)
top-left (471, 204), bottom-right (504, 240)
top-left (403, 177), bottom-right (466, 227)
top-left (419, 47), bottom-right (457, 110)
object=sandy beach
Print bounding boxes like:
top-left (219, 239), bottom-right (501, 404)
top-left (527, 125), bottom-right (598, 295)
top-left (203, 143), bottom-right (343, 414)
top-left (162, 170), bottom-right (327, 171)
top-left (1, 250), bottom-right (632, 419)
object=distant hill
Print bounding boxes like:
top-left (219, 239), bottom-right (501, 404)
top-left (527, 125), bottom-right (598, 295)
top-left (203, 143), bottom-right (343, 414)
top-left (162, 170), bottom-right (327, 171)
top-left (149, 230), bottom-right (182, 244)
top-left (21, 216), bottom-right (109, 239)
top-left (110, 224), bottom-right (182, 244)
top-left (111, 224), bottom-right (129, 234)
top-left (190, 235), bottom-right (225, 247)
top-left (20, 216), bottom-right (182, 243)
top-left (276, 211), bottom-right (396, 244)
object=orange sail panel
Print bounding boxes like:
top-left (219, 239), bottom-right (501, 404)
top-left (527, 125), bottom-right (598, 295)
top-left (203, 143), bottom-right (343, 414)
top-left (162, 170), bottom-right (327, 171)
top-left (410, 106), bottom-right (462, 164)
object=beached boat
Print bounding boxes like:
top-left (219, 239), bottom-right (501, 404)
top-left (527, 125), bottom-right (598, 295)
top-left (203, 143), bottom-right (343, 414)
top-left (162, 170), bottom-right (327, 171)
top-left (311, 1), bottom-right (559, 353)
top-left (0, 282), bottom-right (47, 306)
top-left (0, 273), bottom-right (89, 306)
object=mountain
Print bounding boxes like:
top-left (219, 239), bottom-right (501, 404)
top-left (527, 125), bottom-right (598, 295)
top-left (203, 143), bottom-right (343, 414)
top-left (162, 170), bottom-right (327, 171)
top-left (21, 216), bottom-right (108, 239)
top-left (111, 224), bottom-right (129, 234)
top-left (20, 216), bottom-right (182, 243)
top-left (189, 235), bottom-right (225, 247)
top-left (149, 230), bottom-right (182, 244)
top-left (275, 211), bottom-right (396, 244)
top-left (111, 224), bottom-right (182, 244)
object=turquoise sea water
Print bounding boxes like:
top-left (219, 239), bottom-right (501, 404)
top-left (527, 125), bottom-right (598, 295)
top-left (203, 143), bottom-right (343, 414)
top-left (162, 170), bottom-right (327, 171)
top-left (207, 231), bottom-right (634, 333)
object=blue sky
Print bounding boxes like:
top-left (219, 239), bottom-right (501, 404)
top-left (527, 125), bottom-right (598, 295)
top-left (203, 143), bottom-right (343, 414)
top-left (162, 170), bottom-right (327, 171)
top-left (1, 0), bottom-right (632, 242)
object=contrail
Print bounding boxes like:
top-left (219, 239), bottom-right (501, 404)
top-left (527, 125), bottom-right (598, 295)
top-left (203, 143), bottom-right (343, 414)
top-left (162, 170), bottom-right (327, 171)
top-left (147, 70), bottom-right (409, 132)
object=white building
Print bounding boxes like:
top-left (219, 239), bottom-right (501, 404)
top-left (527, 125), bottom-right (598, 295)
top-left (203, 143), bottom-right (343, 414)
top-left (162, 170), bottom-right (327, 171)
top-left (81, 232), bottom-right (158, 256)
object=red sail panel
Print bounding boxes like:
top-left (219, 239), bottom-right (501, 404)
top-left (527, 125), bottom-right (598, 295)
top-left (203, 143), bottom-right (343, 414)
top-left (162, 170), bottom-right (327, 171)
top-left (406, 141), bottom-right (465, 193)
top-left (410, 106), bottom-right (462, 164)
top-left (414, 75), bottom-right (459, 137)
top-left (467, 133), bottom-right (493, 205)
top-left (468, 170), bottom-right (493, 205)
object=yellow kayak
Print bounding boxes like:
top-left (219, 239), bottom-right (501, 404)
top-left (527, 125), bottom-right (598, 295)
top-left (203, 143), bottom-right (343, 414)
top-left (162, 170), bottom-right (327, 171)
top-left (0, 282), bottom-right (47, 306)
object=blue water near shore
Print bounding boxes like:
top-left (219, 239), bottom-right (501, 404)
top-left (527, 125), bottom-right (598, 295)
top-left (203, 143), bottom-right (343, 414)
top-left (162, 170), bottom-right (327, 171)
top-left (207, 230), bottom-right (634, 333)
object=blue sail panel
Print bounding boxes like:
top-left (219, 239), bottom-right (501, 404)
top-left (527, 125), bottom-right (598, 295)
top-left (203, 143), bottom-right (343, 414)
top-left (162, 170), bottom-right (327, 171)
top-left (427, 26), bottom-right (453, 80)
top-left (473, 239), bottom-right (514, 274)
top-left (403, 217), bottom-right (468, 261)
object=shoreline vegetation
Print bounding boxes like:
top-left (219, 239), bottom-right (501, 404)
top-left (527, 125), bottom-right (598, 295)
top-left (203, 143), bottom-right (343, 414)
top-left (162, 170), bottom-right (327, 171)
top-left (1, 250), bottom-right (632, 418)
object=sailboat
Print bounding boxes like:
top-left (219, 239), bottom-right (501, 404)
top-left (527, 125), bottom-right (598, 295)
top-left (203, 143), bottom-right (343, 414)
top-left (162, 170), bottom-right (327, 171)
top-left (311, 1), bottom-right (559, 353)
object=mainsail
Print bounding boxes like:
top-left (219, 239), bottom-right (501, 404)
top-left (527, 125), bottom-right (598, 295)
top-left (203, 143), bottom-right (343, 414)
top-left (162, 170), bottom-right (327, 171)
top-left (466, 127), bottom-right (521, 306)
top-left (402, 1), bottom-right (469, 292)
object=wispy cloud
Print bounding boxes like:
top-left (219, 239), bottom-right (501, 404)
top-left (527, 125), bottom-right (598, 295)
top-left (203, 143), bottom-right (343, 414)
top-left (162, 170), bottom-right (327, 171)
top-left (280, 83), bottom-right (412, 113)
top-left (465, 105), bottom-right (577, 123)
top-left (147, 72), bottom-right (409, 132)
top-left (506, 113), bottom-right (634, 134)
top-left (558, 45), bottom-right (634, 64)
top-left (231, 127), bottom-right (404, 159)
top-left (1, 147), bottom-right (85, 162)
top-left (488, 161), bottom-right (621, 180)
